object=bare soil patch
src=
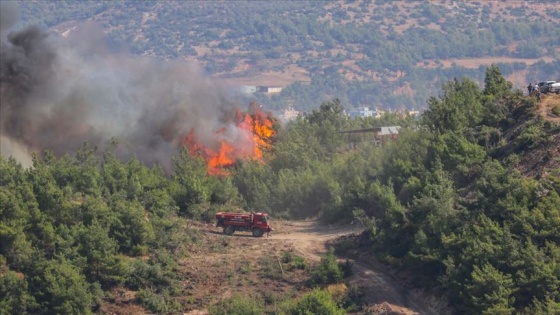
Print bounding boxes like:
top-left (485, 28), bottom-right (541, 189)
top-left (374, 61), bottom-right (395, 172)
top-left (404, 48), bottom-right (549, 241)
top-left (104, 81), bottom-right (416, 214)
top-left (101, 220), bottom-right (447, 314)
top-left (219, 64), bottom-right (310, 87)
top-left (259, 220), bottom-right (436, 314)
top-left (538, 94), bottom-right (560, 124)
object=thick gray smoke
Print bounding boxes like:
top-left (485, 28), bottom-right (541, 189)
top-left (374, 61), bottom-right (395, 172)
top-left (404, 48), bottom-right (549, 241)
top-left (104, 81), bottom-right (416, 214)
top-left (0, 6), bottom-right (245, 169)
top-left (0, 2), bottom-right (19, 34)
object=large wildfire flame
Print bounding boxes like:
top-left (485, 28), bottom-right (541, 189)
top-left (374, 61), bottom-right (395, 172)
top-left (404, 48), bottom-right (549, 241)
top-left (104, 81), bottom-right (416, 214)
top-left (182, 106), bottom-right (275, 175)
top-left (0, 3), bottom-right (277, 170)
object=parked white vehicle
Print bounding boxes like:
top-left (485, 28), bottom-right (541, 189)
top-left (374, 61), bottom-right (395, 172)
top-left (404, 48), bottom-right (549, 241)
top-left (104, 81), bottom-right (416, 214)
top-left (537, 81), bottom-right (560, 94)
top-left (547, 81), bottom-right (560, 94)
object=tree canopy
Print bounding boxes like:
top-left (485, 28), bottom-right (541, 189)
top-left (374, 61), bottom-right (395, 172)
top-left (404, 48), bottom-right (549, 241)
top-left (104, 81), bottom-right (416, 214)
top-left (1, 65), bottom-right (559, 314)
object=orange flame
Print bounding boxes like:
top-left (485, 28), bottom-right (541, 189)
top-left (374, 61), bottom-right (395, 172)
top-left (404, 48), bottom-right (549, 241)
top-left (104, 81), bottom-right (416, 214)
top-left (182, 106), bottom-right (275, 175)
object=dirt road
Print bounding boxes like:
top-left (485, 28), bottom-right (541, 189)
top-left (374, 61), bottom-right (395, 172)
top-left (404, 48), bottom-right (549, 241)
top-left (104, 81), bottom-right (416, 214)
top-left (271, 220), bottom-right (362, 260)
top-left (270, 220), bottom-right (440, 315)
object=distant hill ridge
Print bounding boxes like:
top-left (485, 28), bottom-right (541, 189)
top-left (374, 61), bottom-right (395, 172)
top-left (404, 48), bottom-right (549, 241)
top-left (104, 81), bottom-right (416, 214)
top-left (14, 0), bottom-right (560, 111)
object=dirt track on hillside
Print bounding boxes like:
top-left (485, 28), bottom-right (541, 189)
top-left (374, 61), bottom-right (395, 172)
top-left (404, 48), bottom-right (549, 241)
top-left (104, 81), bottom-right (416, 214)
top-left (270, 221), bottom-right (439, 315)
top-left (538, 94), bottom-right (560, 124)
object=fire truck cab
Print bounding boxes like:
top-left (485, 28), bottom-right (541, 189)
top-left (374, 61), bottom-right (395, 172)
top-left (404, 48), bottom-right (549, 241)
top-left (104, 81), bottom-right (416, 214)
top-left (215, 211), bottom-right (272, 237)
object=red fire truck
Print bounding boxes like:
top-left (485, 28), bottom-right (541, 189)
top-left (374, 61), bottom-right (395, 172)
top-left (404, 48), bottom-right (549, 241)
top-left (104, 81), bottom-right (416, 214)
top-left (215, 212), bottom-right (272, 237)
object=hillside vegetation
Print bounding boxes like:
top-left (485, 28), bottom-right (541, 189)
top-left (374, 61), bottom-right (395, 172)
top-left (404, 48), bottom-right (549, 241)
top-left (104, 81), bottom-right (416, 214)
top-left (15, 0), bottom-right (560, 111)
top-left (1, 66), bottom-right (559, 314)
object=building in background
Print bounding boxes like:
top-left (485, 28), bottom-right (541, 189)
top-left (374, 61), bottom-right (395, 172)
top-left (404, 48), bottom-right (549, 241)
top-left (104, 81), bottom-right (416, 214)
top-left (257, 86), bottom-right (283, 94)
top-left (347, 106), bottom-right (384, 118)
top-left (238, 85), bottom-right (257, 94)
top-left (339, 126), bottom-right (401, 147)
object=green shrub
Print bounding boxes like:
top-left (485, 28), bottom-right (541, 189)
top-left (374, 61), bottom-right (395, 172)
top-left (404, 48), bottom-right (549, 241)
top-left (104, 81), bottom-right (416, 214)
top-left (516, 122), bottom-right (547, 150)
top-left (292, 255), bottom-right (307, 270)
top-left (281, 289), bottom-right (346, 315)
top-left (137, 288), bottom-right (180, 314)
top-left (310, 247), bottom-right (343, 285)
top-left (281, 251), bottom-right (294, 263)
top-left (282, 251), bottom-right (306, 270)
top-left (125, 259), bottom-right (177, 292)
top-left (151, 216), bottom-right (198, 255)
top-left (259, 256), bottom-right (283, 280)
top-left (552, 105), bottom-right (560, 116)
top-left (263, 292), bottom-right (279, 305)
top-left (132, 244), bottom-right (148, 256)
top-left (27, 259), bottom-right (98, 314)
top-left (209, 295), bottom-right (264, 315)
top-left (0, 268), bottom-right (37, 314)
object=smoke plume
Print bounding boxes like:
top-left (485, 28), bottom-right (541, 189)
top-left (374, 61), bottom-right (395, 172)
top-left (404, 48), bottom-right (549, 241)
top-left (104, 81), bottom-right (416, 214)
top-left (0, 6), bottom-right (245, 169)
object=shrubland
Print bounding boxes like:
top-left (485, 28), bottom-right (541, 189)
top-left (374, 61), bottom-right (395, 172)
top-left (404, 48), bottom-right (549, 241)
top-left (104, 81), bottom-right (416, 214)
top-left (1, 65), bottom-right (559, 314)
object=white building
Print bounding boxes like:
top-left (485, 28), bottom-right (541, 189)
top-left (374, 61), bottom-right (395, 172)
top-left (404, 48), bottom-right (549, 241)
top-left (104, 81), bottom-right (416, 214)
top-left (238, 85), bottom-right (257, 94)
top-left (347, 106), bottom-right (384, 118)
top-left (257, 86), bottom-right (283, 94)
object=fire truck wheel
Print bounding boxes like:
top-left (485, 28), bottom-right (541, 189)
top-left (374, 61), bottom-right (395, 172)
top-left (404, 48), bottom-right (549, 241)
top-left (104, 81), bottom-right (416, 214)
top-left (224, 226), bottom-right (235, 235)
top-left (252, 228), bottom-right (263, 237)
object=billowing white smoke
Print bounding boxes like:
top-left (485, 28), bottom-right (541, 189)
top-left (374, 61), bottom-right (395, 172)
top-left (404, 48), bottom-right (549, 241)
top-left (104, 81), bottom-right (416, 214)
top-left (0, 3), bottom-right (244, 169)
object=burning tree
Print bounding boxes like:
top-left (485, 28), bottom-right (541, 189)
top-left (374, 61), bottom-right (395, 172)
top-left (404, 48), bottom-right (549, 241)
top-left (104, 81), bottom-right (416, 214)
top-left (182, 104), bottom-right (276, 175)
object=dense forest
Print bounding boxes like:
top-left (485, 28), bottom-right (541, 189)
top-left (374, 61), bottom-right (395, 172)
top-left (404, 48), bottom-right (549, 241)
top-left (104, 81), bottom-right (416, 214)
top-left (1, 66), bottom-right (559, 314)
top-left (13, 0), bottom-right (560, 111)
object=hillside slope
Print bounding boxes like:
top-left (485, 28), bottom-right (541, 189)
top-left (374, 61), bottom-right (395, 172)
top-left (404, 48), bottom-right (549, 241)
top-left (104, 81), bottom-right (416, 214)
top-left (486, 93), bottom-right (560, 178)
top-left (516, 94), bottom-right (560, 177)
top-left (101, 221), bottom-right (444, 315)
top-left (12, 0), bottom-right (560, 110)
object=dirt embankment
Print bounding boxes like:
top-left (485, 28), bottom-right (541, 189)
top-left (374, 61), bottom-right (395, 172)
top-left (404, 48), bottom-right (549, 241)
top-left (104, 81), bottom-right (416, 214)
top-left (272, 221), bottom-right (447, 315)
top-left (538, 93), bottom-right (560, 124)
